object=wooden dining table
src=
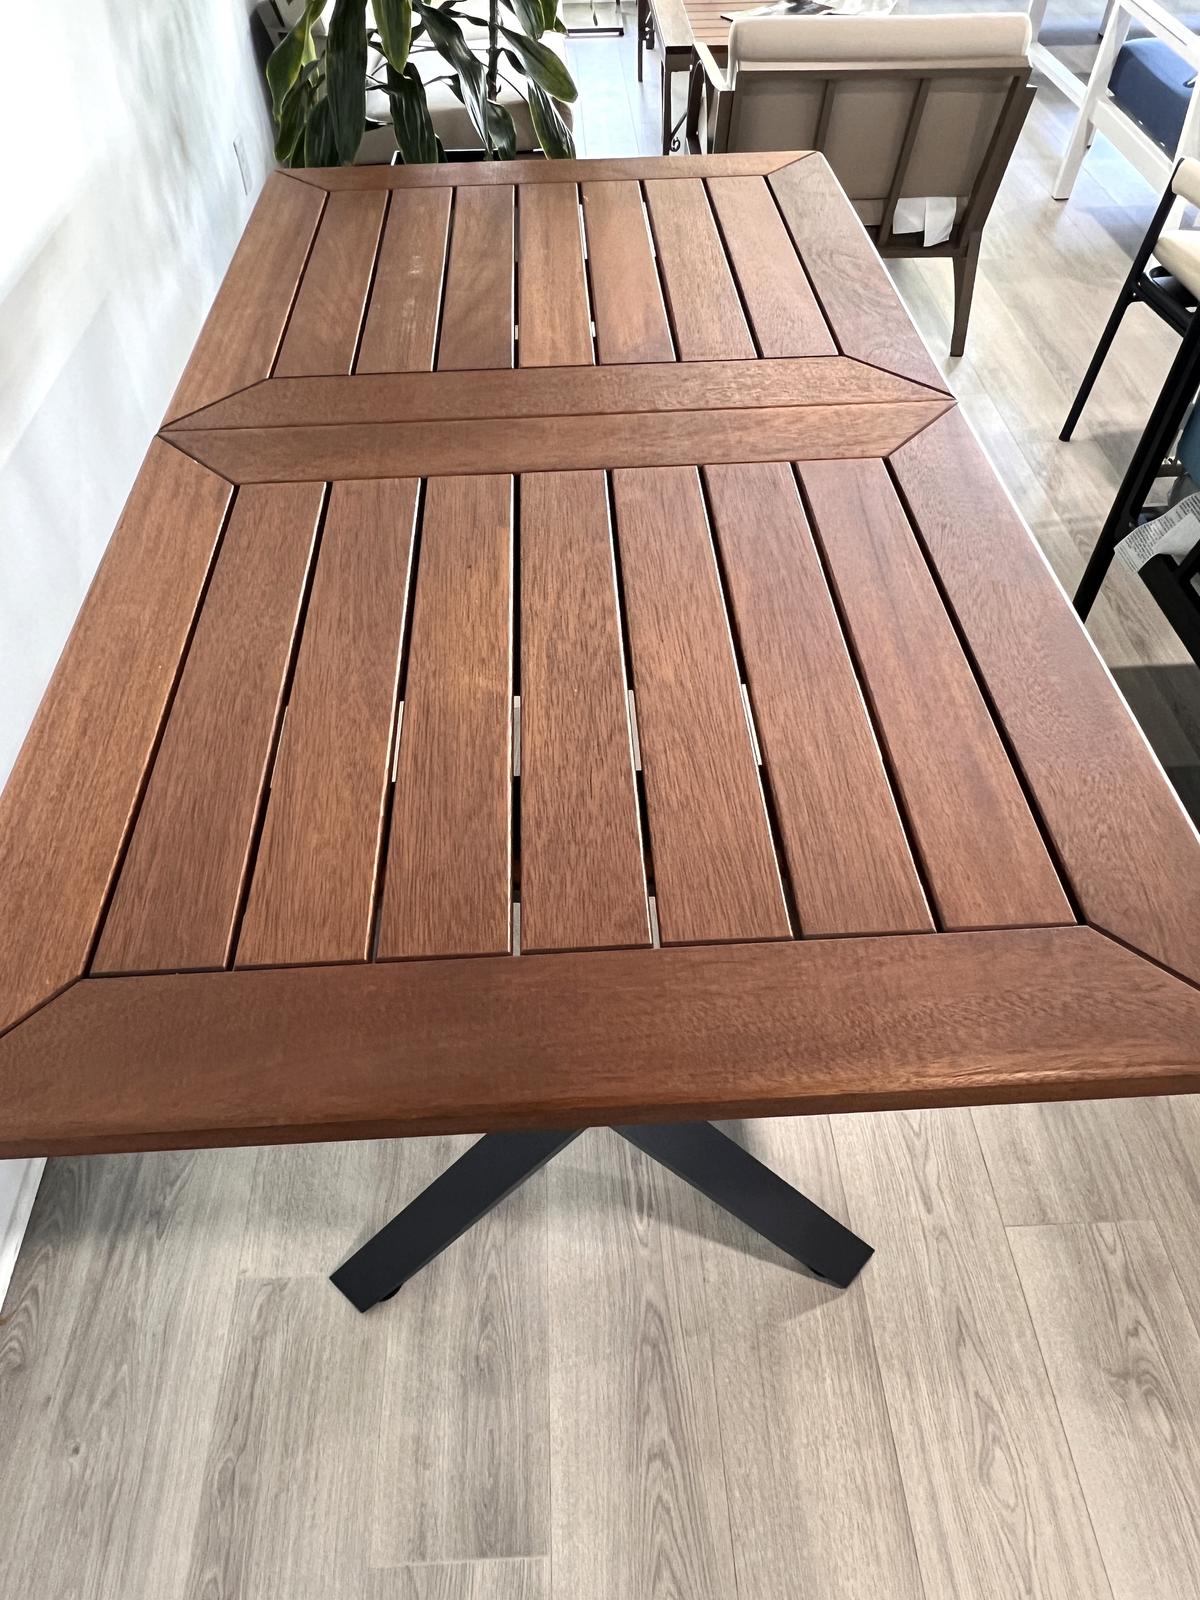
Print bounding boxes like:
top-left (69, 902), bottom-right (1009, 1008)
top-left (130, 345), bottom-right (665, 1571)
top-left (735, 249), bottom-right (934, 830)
top-left (2, 151), bottom-right (1199, 1313)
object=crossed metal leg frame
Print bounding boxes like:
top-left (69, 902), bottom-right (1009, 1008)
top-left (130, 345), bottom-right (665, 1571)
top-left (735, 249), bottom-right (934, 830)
top-left (330, 1120), bottom-right (874, 1312)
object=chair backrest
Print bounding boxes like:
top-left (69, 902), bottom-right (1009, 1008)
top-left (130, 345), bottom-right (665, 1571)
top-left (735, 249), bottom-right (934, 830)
top-left (720, 13), bottom-right (1032, 234)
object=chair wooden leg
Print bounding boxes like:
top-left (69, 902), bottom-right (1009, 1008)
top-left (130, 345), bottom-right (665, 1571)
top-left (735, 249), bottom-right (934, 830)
top-left (950, 235), bottom-right (981, 358)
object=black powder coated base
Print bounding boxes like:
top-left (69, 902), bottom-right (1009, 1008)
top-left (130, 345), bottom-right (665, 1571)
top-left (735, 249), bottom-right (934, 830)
top-left (330, 1121), bottom-right (873, 1312)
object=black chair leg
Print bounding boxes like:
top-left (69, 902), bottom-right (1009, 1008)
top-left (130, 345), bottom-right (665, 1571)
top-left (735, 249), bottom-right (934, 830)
top-left (1075, 314), bottom-right (1200, 618)
top-left (950, 235), bottom-right (982, 358)
top-left (1061, 173), bottom-right (1180, 441)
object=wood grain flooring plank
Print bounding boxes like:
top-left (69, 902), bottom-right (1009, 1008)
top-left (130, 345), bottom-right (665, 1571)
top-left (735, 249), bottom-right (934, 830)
top-left (699, 1117), bottom-right (926, 1600)
top-left (166, 398), bottom-right (948, 483)
top-left (518, 183), bottom-right (593, 367)
top-left (376, 475), bottom-right (513, 960)
top-left (0, 442), bottom-right (232, 1031)
top-left (581, 181), bottom-right (675, 363)
top-left (0, 1149), bottom-right (255, 1600)
top-left (237, 478), bottom-right (418, 967)
top-left (611, 465), bottom-right (790, 944)
top-left (769, 155), bottom-right (948, 392)
top-left (165, 172), bottom-right (325, 421)
top-left (94, 482), bottom-right (325, 973)
top-left (643, 178), bottom-right (754, 360)
top-left (367, 1559), bottom-right (548, 1600)
top-left (274, 189), bottom-right (387, 377)
top-left (705, 461), bottom-right (930, 936)
top-left (548, 1128), bottom-right (738, 1600)
top-left (973, 1099), bottom-right (1153, 1226)
top-left (800, 457), bottom-right (1072, 931)
top-left (891, 408), bottom-right (1200, 983)
top-left (706, 175), bottom-right (836, 357)
top-left (371, 1137), bottom-right (549, 1565)
top-left (357, 188), bottom-right (452, 373)
top-left (1011, 1221), bottom-right (1200, 1600)
top-left (519, 471), bottom-right (648, 953)
top-left (183, 1275), bottom-right (381, 1600)
top-left (437, 186), bottom-right (514, 371)
top-left (833, 1107), bottom-right (1112, 1600)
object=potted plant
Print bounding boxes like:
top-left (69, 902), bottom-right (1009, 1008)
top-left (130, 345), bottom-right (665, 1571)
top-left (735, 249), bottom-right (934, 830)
top-left (268, 0), bottom-right (578, 164)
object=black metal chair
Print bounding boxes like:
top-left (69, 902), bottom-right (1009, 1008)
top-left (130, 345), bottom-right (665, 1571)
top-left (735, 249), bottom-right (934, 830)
top-left (1067, 157), bottom-right (1200, 617)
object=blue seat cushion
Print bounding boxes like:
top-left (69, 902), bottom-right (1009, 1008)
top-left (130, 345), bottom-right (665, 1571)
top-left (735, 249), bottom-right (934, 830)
top-left (1110, 36), bottom-right (1196, 153)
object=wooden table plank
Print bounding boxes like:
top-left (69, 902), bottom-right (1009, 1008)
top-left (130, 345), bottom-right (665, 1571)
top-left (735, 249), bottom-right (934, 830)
top-left (377, 474), bottom-right (513, 960)
top-left (769, 157), bottom-right (948, 393)
top-left (273, 190), bottom-right (387, 377)
top-left (581, 182), bottom-right (675, 364)
top-left (93, 483), bottom-right (325, 973)
top-left (165, 174), bottom-right (325, 422)
top-left (519, 471), bottom-right (650, 953)
top-left (612, 466), bottom-right (790, 944)
top-left (436, 186), bottom-right (515, 371)
top-left (0, 443), bottom-right (232, 1032)
top-left (168, 398), bottom-right (947, 484)
top-left (704, 461), bottom-right (931, 936)
top-left (166, 357), bottom-right (933, 431)
top-left (518, 183), bottom-right (593, 368)
top-left (643, 179), bottom-right (755, 361)
top-left (3, 927), bottom-right (1198, 1157)
top-left (355, 188), bottom-right (451, 374)
top-left (705, 176), bottom-right (836, 358)
top-left (892, 409), bottom-right (1200, 982)
top-left (291, 154), bottom-right (803, 189)
top-left (236, 479), bottom-right (419, 968)
top-left (799, 458), bottom-right (1072, 931)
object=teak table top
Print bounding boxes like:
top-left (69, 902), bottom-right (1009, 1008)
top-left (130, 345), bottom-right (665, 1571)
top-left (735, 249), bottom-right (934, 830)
top-left (2, 152), bottom-right (1199, 1160)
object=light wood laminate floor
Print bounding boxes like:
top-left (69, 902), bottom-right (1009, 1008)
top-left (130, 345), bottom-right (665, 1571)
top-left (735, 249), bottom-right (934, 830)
top-left (4, 14), bottom-right (1200, 1597)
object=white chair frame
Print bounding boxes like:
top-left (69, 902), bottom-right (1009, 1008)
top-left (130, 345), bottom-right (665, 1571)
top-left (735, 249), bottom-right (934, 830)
top-left (1032, 0), bottom-right (1200, 199)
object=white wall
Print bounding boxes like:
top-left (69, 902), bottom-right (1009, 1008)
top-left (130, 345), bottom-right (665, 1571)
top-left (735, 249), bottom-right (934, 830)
top-left (0, 0), bottom-right (276, 1305)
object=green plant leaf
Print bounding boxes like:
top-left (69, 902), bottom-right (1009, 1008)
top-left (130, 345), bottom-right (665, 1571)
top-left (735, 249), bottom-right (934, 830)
top-left (326, 0), bottom-right (368, 163)
top-left (376, 0), bottom-right (414, 72)
top-left (506, 0), bottom-right (547, 39)
top-left (415, 2), bottom-right (491, 149)
top-left (524, 79), bottom-right (575, 157)
top-left (485, 99), bottom-right (518, 158)
top-left (266, 0), bottom-right (326, 119)
top-left (274, 66), bottom-right (318, 162)
top-left (498, 25), bottom-right (576, 101)
top-left (304, 94), bottom-right (340, 165)
top-left (541, 0), bottom-right (566, 34)
top-left (386, 60), bottom-right (442, 162)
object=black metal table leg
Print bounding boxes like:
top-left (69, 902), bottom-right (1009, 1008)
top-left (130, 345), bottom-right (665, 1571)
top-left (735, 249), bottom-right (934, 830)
top-left (332, 1121), bottom-right (874, 1310)
top-left (330, 1127), bottom-right (582, 1311)
top-left (615, 1122), bottom-right (873, 1287)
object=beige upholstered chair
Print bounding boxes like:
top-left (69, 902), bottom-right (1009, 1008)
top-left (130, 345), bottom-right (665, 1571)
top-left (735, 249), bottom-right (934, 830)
top-left (697, 13), bottom-right (1035, 354)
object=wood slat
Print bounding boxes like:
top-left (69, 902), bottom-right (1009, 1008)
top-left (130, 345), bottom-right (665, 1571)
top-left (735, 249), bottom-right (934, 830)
top-left (166, 356), bottom-right (932, 431)
top-left (704, 462), bottom-right (930, 936)
top-left (436, 186), bottom-right (514, 371)
top-left (93, 482), bottom-right (325, 973)
top-left (273, 190), bottom-right (387, 377)
top-left (611, 466), bottom-right (790, 944)
top-left (518, 183), bottom-right (593, 367)
top-left (799, 457), bottom-right (1071, 931)
top-left (643, 179), bottom-right (755, 361)
top-left (291, 154), bottom-right (805, 190)
top-left (165, 174), bottom-right (325, 422)
top-left (236, 479), bottom-right (419, 968)
top-left (169, 398), bottom-right (948, 484)
top-left (0, 443), bottom-right (232, 1032)
top-left (581, 182), bottom-right (675, 364)
top-left (705, 176), bottom-right (836, 357)
top-left (355, 188), bottom-right (451, 374)
top-left (519, 471), bottom-right (649, 953)
top-left (769, 156), bottom-right (948, 392)
top-left (377, 474), bottom-right (513, 959)
top-left (3, 927), bottom-right (1200, 1157)
top-left (892, 408), bottom-right (1200, 983)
